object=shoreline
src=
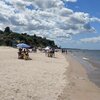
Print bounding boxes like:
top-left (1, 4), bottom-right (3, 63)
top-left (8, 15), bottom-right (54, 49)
top-left (0, 46), bottom-right (100, 100)
top-left (69, 50), bottom-right (100, 88)
top-left (69, 53), bottom-right (100, 88)
top-left (58, 53), bottom-right (100, 100)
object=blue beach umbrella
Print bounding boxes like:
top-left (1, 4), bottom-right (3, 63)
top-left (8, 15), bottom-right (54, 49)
top-left (17, 43), bottom-right (30, 48)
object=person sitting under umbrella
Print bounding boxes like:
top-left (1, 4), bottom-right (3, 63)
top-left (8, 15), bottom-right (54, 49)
top-left (17, 43), bottom-right (32, 60)
top-left (23, 49), bottom-right (31, 60)
top-left (18, 48), bottom-right (23, 59)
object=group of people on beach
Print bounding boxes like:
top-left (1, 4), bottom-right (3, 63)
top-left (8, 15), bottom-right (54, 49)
top-left (17, 46), bottom-right (68, 60)
top-left (45, 48), bottom-right (55, 57)
top-left (18, 48), bottom-right (31, 60)
top-left (17, 46), bottom-right (55, 60)
top-left (18, 47), bottom-right (69, 60)
top-left (61, 49), bottom-right (67, 54)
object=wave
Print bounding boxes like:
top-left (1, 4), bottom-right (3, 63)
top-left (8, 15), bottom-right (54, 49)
top-left (82, 57), bottom-right (89, 61)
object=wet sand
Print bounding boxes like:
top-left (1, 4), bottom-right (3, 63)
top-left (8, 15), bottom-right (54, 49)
top-left (58, 53), bottom-right (100, 100)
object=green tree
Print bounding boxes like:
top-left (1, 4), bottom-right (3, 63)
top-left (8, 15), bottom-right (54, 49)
top-left (4, 27), bottom-right (11, 34)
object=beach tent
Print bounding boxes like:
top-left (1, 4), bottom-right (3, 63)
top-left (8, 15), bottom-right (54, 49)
top-left (45, 46), bottom-right (51, 50)
top-left (17, 43), bottom-right (30, 48)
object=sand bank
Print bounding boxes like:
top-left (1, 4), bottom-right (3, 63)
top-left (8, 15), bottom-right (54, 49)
top-left (0, 46), bottom-right (68, 100)
top-left (58, 53), bottom-right (100, 100)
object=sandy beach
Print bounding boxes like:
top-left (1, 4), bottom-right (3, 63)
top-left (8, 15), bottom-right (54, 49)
top-left (0, 46), bottom-right (68, 100)
top-left (0, 46), bottom-right (100, 100)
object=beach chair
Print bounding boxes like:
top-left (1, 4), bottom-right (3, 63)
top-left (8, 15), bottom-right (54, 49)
top-left (23, 52), bottom-right (29, 60)
top-left (23, 52), bottom-right (32, 60)
top-left (48, 49), bottom-right (55, 57)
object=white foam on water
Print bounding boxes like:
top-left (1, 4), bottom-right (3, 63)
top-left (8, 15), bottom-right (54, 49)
top-left (83, 57), bottom-right (89, 61)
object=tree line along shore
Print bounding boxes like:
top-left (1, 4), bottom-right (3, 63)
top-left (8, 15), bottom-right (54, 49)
top-left (0, 27), bottom-right (58, 48)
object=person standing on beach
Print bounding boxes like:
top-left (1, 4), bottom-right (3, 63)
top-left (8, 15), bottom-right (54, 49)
top-left (66, 49), bottom-right (67, 54)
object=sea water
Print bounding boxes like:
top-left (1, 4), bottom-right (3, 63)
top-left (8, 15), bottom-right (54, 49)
top-left (69, 49), bottom-right (100, 87)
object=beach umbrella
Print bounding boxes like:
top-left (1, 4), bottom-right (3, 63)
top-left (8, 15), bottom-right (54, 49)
top-left (17, 43), bottom-right (30, 48)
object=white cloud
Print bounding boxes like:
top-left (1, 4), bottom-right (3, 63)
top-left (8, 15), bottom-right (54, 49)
top-left (90, 17), bottom-right (100, 22)
top-left (66, 0), bottom-right (77, 2)
top-left (33, 0), bottom-right (64, 9)
top-left (0, 0), bottom-right (100, 42)
top-left (80, 36), bottom-right (100, 43)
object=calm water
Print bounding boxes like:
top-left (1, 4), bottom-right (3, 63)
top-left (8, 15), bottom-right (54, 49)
top-left (69, 49), bottom-right (100, 87)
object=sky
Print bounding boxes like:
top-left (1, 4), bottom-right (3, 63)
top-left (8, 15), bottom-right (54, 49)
top-left (0, 0), bottom-right (100, 49)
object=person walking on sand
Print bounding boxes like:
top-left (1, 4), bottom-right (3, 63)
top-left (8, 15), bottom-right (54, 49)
top-left (66, 49), bottom-right (67, 54)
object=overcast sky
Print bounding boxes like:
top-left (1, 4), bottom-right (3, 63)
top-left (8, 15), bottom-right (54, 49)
top-left (0, 0), bottom-right (100, 49)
